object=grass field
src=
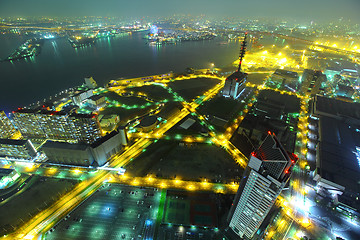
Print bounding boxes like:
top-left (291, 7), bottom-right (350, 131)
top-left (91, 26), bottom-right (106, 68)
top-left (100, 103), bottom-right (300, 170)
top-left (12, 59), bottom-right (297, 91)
top-left (168, 78), bottom-right (221, 102)
top-left (0, 176), bottom-right (77, 235)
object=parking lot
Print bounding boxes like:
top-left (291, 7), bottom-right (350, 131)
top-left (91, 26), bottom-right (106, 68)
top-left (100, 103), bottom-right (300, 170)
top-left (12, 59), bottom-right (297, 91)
top-left (157, 224), bottom-right (224, 240)
top-left (45, 184), bottom-right (161, 240)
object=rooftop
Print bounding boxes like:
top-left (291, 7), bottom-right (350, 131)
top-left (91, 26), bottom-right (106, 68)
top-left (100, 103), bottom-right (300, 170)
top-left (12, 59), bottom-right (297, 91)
top-left (313, 95), bottom-right (360, 121)
top-left (317, 116), bottom-right (360, 194)
top-left (226, 71), bottom-right (247, 83)
top-left (273, 69), bottom-right (299, 79)
top-left (0, 139), bottom-right (28, 146)
top-left (88, 94), bottom-right (104, 101)
top-left (42, 141), bottom-right (89, 151)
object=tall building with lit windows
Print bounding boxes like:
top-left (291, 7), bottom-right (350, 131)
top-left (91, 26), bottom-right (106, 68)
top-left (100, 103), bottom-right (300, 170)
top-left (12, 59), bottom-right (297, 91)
top-left (0, 111), bottom-right (17, 139)
top-left (227, 132), bottom-right (297, 239)
top-left (12, 109), bottom-right (102, 144)
top-left (0, 139), bottom-right (37, 160)
top-left (11, 109), bottom-right (46, 139)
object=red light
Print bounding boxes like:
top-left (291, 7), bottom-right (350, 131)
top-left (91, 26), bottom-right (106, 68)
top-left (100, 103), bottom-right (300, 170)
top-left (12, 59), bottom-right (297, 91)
top-left (268, 131), bottom-right (272, 135)
top-left (285, 169), bottom-right (289, 174)
top-left (251, 152), bottom-right (256, 157)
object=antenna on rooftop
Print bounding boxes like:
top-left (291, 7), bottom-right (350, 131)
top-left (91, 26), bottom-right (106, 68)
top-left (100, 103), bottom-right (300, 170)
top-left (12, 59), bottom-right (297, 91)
top-left (238, 32), bottom-right (248, 72)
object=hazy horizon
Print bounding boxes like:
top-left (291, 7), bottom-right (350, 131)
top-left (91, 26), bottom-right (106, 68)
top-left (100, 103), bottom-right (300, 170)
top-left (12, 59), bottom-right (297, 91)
top-left (0, 0), bottom-right (359, 24)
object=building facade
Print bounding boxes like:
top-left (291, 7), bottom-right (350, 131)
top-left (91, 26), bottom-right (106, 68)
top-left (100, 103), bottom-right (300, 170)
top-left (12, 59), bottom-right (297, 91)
top-left (71, 89), bottom-right (94, 106)
top-left (222, 71), bottom-right (247, 99)
top-left (12, 109), bottom-right (102, 144)
top-left (0, 111), bottom-right (17, 139)
top-left (42, 130), bottom-right (126, 166)
top-left (0, 139), bottom-right (37, 160)
top-left (228, 133), bottom-right (297, 239)
top-left (86, 94), bottom-right (106, 108)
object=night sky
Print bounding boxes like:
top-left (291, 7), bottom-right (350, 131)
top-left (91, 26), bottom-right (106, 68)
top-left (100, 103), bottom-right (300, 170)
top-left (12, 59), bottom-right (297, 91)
top-left (0, 0), bottom-right (359, 23)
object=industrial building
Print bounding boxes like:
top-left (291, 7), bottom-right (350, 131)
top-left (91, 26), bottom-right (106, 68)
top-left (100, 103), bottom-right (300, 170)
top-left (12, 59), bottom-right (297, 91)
top-left (42, 129), bottom-right (127, 166)
top-left (71, 89), bottom-right (94, 106)
top-left (270, 69), bottom-right (299, 91)
top-left (86, 94), bottom-right (106, 108)
top-left (311, 96), bottom-right (360, 212)
top-left (299, 69), bottom-right (326, 96)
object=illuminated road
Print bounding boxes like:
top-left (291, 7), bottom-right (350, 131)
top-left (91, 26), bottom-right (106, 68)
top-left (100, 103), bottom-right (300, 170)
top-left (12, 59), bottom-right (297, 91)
top-left (5, 75), bottom-right (230, 240)
top-left (109, 174), bottom-right (239, 194)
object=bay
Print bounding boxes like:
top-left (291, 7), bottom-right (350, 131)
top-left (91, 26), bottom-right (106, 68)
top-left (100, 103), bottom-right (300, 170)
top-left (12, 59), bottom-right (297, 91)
top-left (0, 32), bottom-right (242, 112)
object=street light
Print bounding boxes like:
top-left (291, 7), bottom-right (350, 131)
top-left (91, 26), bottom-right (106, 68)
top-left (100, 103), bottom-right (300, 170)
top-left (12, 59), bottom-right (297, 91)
top-left (210, 63), bottom-right (215, 73)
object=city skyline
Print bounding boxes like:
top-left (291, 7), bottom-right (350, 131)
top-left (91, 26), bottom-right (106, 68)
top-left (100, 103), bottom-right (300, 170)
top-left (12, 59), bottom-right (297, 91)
top-left (0, 2), bottom-right (360, 239)
top-left (0, 0), bottom-right (360, 23)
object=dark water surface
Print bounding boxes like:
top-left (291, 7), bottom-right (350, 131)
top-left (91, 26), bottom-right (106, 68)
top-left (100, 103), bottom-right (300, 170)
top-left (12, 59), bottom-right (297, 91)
top-left (0, 32), bottom-right (242, 112)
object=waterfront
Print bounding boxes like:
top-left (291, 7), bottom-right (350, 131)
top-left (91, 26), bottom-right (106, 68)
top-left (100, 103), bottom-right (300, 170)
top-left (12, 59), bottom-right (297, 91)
top-left (0, 32), bottom-right (245, 112)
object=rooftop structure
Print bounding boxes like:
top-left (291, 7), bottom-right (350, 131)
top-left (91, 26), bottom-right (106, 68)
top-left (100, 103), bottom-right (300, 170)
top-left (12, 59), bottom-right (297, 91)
top-left (71, 89), bottom-right (94, 106)
top-left (300, 70), bottom-right (326, 96)
top-left (223, 33), bottom-right (247, 99)
top-left (312, 95), bottom-right (360, 124)
top-left (312, 96), bottom-right (360, 211)
top-left (270, 69), bottom-right (299, 91)
top-left (86, 94), bottom-right (106, 108)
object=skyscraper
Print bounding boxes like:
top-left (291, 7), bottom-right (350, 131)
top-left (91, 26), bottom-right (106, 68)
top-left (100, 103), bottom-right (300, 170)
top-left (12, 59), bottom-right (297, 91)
top-left (228, 132), bottom-right (297, 239)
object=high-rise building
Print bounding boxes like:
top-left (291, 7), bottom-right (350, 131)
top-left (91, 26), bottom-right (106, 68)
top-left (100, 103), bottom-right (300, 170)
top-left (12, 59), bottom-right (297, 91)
top-left (223, 33), bottom-right (247, 99)
top-left (0, 111), bottom-right (17, 139)
top-left (12, 109), bottom-right (102, 144)
top-left (228, 132), bottom-right (297, 239)
top-left (69, 113), bottom-right (102, 144)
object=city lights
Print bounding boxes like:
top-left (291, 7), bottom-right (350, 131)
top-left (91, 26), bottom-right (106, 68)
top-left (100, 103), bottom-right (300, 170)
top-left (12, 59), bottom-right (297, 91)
top-left (0, 5), bottom-right (359, 240)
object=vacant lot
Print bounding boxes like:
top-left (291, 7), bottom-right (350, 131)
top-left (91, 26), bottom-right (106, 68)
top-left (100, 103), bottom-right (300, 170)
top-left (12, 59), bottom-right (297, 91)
top-left (198, 96), bottom-right (240, 120)
top-left (168, 78), bottom-right (221, 102)
top-left (102, 91), bottom-right (150, 106)
top-left (126, 140), bottom-right (243, 182)
top-left (125, 85), bottom-right (175, 101)
top-left (0, 176), bottom-right (77, 235)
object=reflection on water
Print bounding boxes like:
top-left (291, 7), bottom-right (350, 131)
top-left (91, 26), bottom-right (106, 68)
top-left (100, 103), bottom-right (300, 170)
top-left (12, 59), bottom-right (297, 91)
top-left (0, 32), bottom-right (248, 110)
